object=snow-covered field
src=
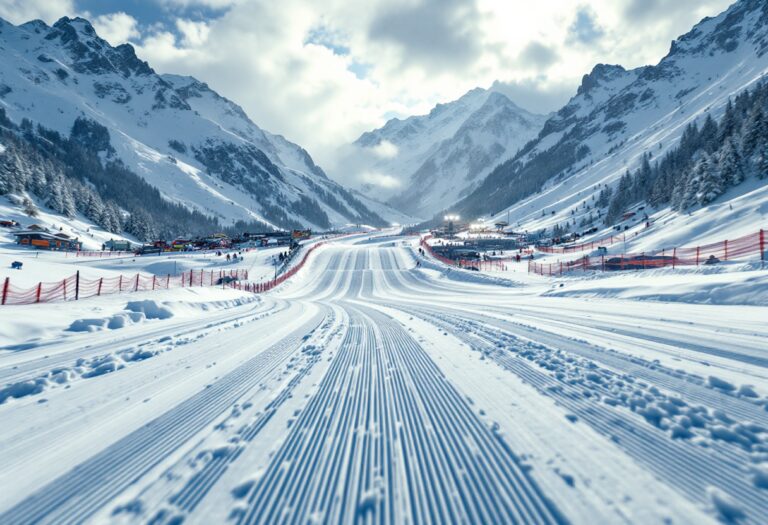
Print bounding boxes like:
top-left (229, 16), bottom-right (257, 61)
top-left (0, 233), bottom-right (767, 524)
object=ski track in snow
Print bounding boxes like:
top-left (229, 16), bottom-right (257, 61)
top-left (0, 236), bottom-right (766, 524)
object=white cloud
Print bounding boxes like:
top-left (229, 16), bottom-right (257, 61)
top-left (157, 0), bottom-right (240, 7)
top-left (372, 140), bottom-right (398, 159)
top-left (359, 171), bottom-right (402, 190)
top-left (175, 19), bottom-right (210, 47)
top-left (118, 0), bottom-right (735, 186)
top-left (92, 12), bottom-right (140, 45)
top-left (0, 0), bottom-right (73, 24)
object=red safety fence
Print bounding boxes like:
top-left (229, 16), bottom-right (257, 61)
top-left (420, 235), bottom-right (537, 271)
top-left (66, 250), bottom-right (134, 258)
top-left (419, 236), bottom-right (509, 271)
top-left (1, 268), bottom-right (249, 305)
top-left (420, 235), bottom-right (458, 267)
top-left (529, 228), bottom-right (766, 276)
top-left (229, 242), bottom-right (325, 293)
top-left (536, 232), bottom-right (626, 254)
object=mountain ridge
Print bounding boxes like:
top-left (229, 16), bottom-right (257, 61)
top-left (0, 15), bottom-right (399, 231)
top-left (447, 0), bottom-right (768, 232)
top-left (345, 86), bottom-right (547, 219)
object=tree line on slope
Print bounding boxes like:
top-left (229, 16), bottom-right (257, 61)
top-left (603, 82), bottom-right (768, 224)
top-left (0, 111), bottom-right (249, 241)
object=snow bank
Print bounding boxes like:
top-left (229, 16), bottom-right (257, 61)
top-left (125, 300), bottom-right (174, 320)
top-left (0, 287), bottom-right (259, 347)
top-left (541, 264), bottom-right (768, 306)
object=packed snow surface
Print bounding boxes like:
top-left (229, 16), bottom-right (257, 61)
top-left (0, 232), bottom-right (766, 524)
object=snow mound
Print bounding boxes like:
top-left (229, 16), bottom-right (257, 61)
top-left (66, 318), bottom-right (109, 333)
top-left (706, 487), bottom-right (745, 522)
top-left (125, 300), bottom-right (174, 320)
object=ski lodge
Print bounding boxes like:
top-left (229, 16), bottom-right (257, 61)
top-left (13, 228), bottom-right (81, 251)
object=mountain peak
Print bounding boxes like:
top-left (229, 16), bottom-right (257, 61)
top-left (576, 64), bottom-right (627, 97)
top-left (18, 19), bottom-right (49, 32)
top-left (667, 0), bottom-right (768, 59)
top-left (39, 16), bottom-right (155, 77)
top-left (53, 16), bottom-right (97, 37)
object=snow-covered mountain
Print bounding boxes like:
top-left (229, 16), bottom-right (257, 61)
top-left (453, 0), bottom-right (768, 238)
top-left (347, 87), bottom-right (547, 219)
top-left (0, 16), bottom-right (395, 230)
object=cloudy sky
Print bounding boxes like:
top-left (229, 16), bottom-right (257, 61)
top-left (0, 0), bottom-right (734, 169)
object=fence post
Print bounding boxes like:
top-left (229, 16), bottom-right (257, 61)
top-left (200, 269), bottom-right (204, 287)
top-left (36, 282), bottom-right (42, 303)
top-left (75, 271), bottom-right (80, 301)
top-left (672, 248), bottom-right (677, 269)
top-left (724, 240), bottom-right (728, 261)
top-left (761, 229), bottom-right (765, 268)
top-left (167, 274), bottom-right (170, 288)
top-left (62, 279), bottom-right (67, 301)
top-left (152, 275), bottom-right (156, 290)
top-left (1, 277), bottom-right (8, 305)
top-left (98, 278), bottom-right (103, 296)
top-left (601, 255), bottom-right (605, 272)
top-left (696, 247), bottom-right (700, 266)
top-left (135, 274), bottom-right (139, 292)
top-left (119, 275), bottom-right (123, 292)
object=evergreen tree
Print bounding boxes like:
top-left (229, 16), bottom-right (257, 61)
top-left (87, 190), bottom-right (104, 220)
top-left (61, 183), bottom-right (76, 218)
top-left (596, 186), bottom-right (613, 208)
top-left (696, 153), bottom-right (725, 205)
top-left (699, 115), bottom-right (719, 153)
top-left (633, 153), bottom-right (653, 199)
top-left (742, 106), bottom-right (765, 154)
top-left (22, 197), bottom-right (38, 217)
top-left (46, 174), bottom-right (66, 214)
top-left (717, 139), bottom-right (743, 186)
top-left (756, 138), bottom-right (768, 180)
top-left (718, 100), bottom-right (737, 141)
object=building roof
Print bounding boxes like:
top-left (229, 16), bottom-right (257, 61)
top-left (14, 230), bottom-right (78, 242)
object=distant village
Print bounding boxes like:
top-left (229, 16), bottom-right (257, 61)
top-left (1, 218), bottom-right (312, 254)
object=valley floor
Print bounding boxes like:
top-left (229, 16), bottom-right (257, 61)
top-left (1, 234), bottom-right (767, 524)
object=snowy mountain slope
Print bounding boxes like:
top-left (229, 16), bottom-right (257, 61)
top-left (454, 0), bottom-right (768, 237)
top-left (346, 87), bottom-right (547, 219)
top-left (0, 17), bottom-right (394, 230)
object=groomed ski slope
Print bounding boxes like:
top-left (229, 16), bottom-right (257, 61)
top-left (0, 234), bottom-right (767, 524)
